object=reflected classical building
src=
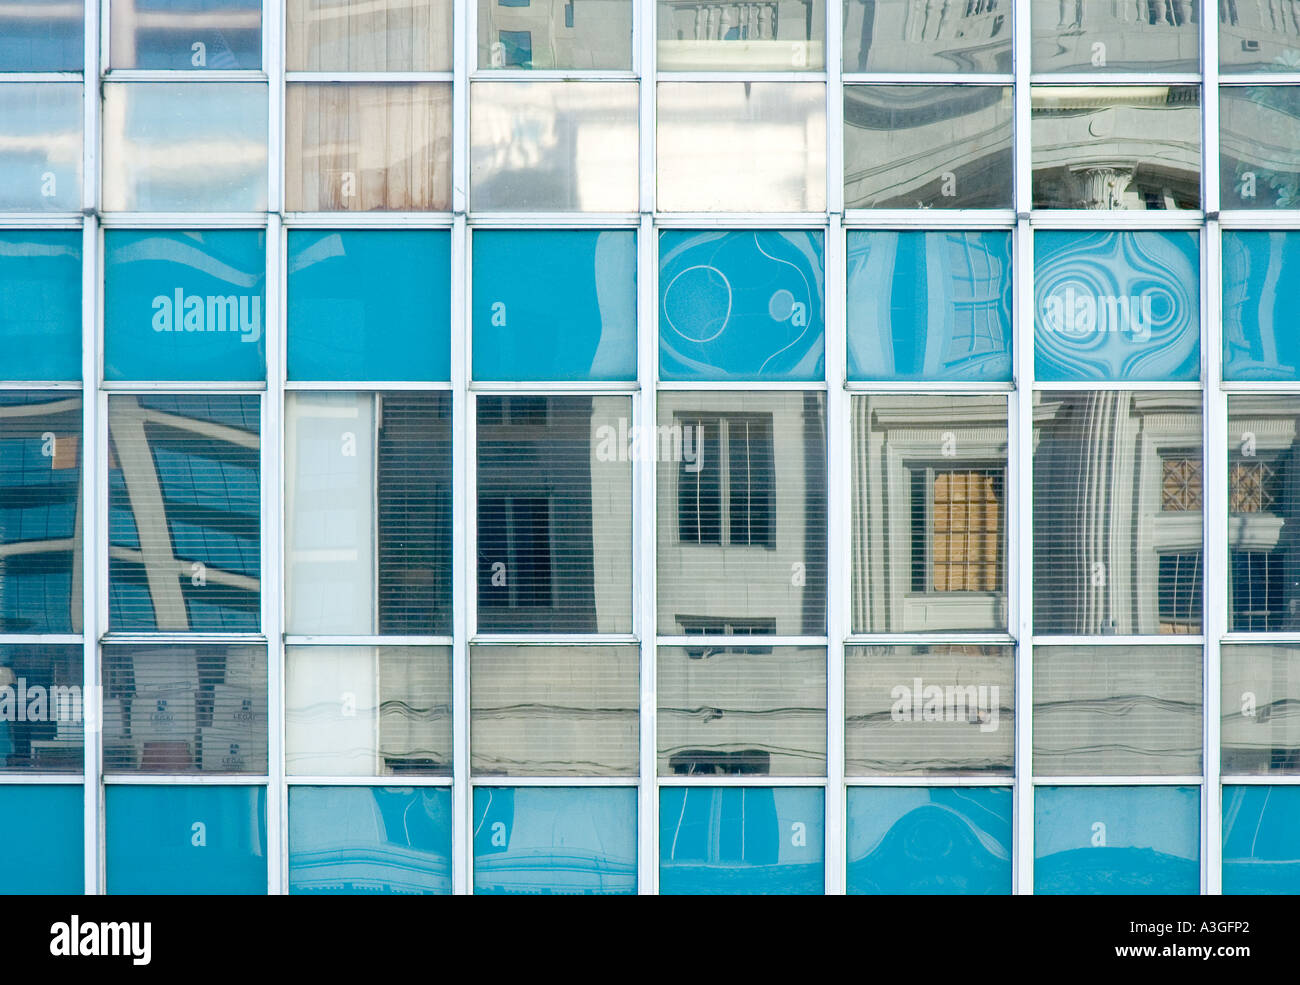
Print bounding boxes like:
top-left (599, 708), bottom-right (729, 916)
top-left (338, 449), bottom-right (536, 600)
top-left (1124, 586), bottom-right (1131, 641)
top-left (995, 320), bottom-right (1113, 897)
top-left (843, 0), bottom-right (1010, 73)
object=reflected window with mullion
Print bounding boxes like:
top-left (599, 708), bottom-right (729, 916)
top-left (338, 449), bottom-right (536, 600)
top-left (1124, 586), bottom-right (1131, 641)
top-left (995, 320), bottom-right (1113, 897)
top-left (676, 414), bottom-right (774, 549)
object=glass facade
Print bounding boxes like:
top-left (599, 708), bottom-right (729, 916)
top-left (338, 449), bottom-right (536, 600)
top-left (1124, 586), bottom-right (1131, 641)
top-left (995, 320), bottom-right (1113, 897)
top-left (0, 0), bottom-right (1295, 897)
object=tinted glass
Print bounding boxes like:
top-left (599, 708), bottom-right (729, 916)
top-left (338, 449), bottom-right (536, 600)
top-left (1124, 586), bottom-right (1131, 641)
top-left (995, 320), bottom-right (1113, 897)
top-left (1031, 0), bottom-right (1199, 73)
top-left (0, 84), bottom-right (82, 212)
top-left (843, 0), bottom-right (1011, 73)
top-left (1220, 8), bottom-right (1300, 73)
top-left (0, 0), bottom-right (83, 70)
top-left (1223, 232), bottom-right (1300, 380)
top-left (0, 785), bottom-right (82, 893)
top-left (1220, 86), bottom-right (1300, 210)
top-left (0, 231), bottom-right (82, 381)
top-left (287, 0), bottom-right (453, 71)
top-left (1222, 645), bottom-right (1300, 771)
top-left (0, 645), bottom-right (83, 772)
top-left (1223, 786), bottom-right (1300, 894)
top-left (481, 0), bottom-right (632, 69)
top-left (110, 0), bottom-right (262, 69)
top-left (658, 0), bottom-right (825, 70)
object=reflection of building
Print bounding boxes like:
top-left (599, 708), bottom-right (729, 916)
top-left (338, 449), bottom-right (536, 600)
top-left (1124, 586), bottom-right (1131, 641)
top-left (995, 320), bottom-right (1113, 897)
top-left (483, 0), bottom-right (632, 68)
top-left (843, 0), bottom-right (1010, 72)
top-left (658, 0), bottom-right (824, 69)
top-left (1220, 0), bottom-right (1300, 70)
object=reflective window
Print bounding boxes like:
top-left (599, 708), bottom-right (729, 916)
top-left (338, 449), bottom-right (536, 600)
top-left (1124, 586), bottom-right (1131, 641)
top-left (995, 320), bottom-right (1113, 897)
top-left (847, 231), bottom-right (1013, 382)
top-left (110, 0), bottom-right (262, 69)
top-left (1033, 391), bottom-right (1203, 635)
top-left (0, 232), bottom-right (81, 381)
top-left (658, 0), bottom-right (825, 70)
top-left (1034, 786), bottom-right (1199, 895)
top-left (470, 82), bottom-right (639, 211)
top-left (102, 645), bottom-right (267, 774)
top-left (846, 645), bottom-right (1014, 775)
top-left (476, 395), bottom-right (633, 633)
top-left (106, 785), bottom-right (267, 894)
top-left (480, 0), bottom-right (632, 69)
top-left (0, 84), bottom-right (82, 212)
top-left (108, 395), bottom-right (260, 633)
top-left (1031, 86), bottom-right (1201, 210)
top-left (470, 645), bottom-right (638, 775)
top-left (473, 230), bottom-right (636, 381)
top-left (1031, 0), bottom-right (1199, 73)
top-left (658, 645), bottom-right (826, 776)
top-left (1220, 6), bottom-right (1300, 73)
top-left (289, 786), bottom-right (452, 894)
top-left (287, 0), bottom-right (453, 71)
top-left (0, 0), bottom-right (83, 71)
top-left (1223, 786), bottom-right (1300, 894)
top-left (1222, 645), bottom-right (1300, 770)
top-left (0, 786), bottom-right (82, 894)
top-left (286, 646), bottom-right (451, 776)
top-left (286, 392), bottom-right (452, 635)
top-left (0, 394), bottom-right (82, 635)
top-left (843, 0), bottom-right (1010, 73)
top-left (657, 391), bottom-right (826, 636)
top-left (0, 646), bottom-right (83, 772)
top-left (102, 83), bottom-right (268, 213)
top-left (844, 85), bottom-right (1013, 210)
top-left (657, 83), bottom-right (826, 212)
top-left (1224, 232), bottom-right (1300, 380)
top-left (473, 786), bottom-right (637, 894)
top-left (851, 396), bottom-right (1008, 633)
top-left (659, 787), bottom-right (824, 894)
top-left (1220, 86), bottom-right (1300, 210)
top-left (659, 230), bottom-right (824, 381)
top-left (847, 787), bottom-right (1012, 895)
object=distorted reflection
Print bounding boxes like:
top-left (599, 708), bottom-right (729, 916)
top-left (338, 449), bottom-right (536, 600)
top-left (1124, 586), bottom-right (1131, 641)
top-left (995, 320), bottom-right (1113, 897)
top-left (658, 0), bottom-right (825, 70)
top-left (0, 645), bottom-right (83, 772)
top-left (1223, 232), bottom-right (1300, 380)
top-left (1222, 645), bottom-right (1300, 772)
top-left (1220, 86), bottom-right (1300, 209)
top-left (1220, 2), bottom-right (1300, 72)
top-left (0, 84), bottom-right (82, 212)
top-left (481, 0), bottom-right (632, 69)
top-left (1031, 0), bottom-right (1199, 73)
top-left (0, 0), bottom-right (83, 70)
top-left (110, 0), bottom-right (262, 69)
top-left (1222, 786), bottom-right (1300, 894)
top-left (843, 0), bottom-right (1010, 73)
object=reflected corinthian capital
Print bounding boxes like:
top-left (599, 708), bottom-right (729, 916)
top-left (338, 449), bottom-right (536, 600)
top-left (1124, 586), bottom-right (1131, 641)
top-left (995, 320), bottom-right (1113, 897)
top-left (1067, 165), bottom-right (1135, 210)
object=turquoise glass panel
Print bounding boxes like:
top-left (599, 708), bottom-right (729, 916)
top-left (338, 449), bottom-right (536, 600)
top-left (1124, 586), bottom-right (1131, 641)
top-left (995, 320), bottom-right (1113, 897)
top-left (104, 230), bottom-right (266, 382)
top-left (0, 231), bottom-right (81, 380)
top-left (0, 785), bottom-right (83, 893)
top-left (106, 785), bottom-right (267, 894)
top-left (1223, 785), bottom-right (1300, 895)
top-left (472, 229), bottom-right (636, 381)
top-left (288, 786), bottom-right (451, 895)
top-left (847, 230), bottom-right (1013, 381)
top-left (1034, 230), bottom-right (1200, 382)
top-left (659, 230), bottom-right (825, 381)
top-left (1035, 786), bottom-right (1199, 895)
top-left (1223, 231), bottom-right (1300, 381)
top-left (847, 787), bottom-right (1012, 895)
top-left (287, 230), bottom-right (450, 382)
top-left (473, 786), bottom-right (637, 895)
top-left (659, 786), bottom-right (824, 895)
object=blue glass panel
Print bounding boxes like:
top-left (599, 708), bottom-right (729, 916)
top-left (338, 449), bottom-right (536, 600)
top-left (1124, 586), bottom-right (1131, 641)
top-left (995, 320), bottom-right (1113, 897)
top-left (473, 230), bottom-right (636, 381)
top-left (1034, 231), bottom-right (1200, 382)
top-left (0, 84), bottom-right (82, 212)
top-left (104, 230), bottom-right (266, 382)
top-left (1223, 786), bottom-right (1300, 895)
top-left (0, 0), bottom-right (84, 70)
top-left (113, 0), bottom-right (262, 70)
top-left (289, 786), bottom-right (452, 895)
top-left (472, 786), bottom-right (637, 895)
top-left (659, 787), bottom-right (824, 894)
top-left (0, 232), bottom-right (81, 380)
top-left (0, 785), bottom-right (82, 893)
top-left (847, 231), bottom-right (1012, 382)
top-left (659, 230), bottom-right (825, 382)
top-left (288, 230), bottom-right (451, 382)
top-left (106, 785), bottom-right (267, 894)
top-left (1223, 232), bottom-right (1300, 381)
top-left (846, 787), bottom-right (1012, 895)
top-left (1034, 786), bottom-right (1199, 895)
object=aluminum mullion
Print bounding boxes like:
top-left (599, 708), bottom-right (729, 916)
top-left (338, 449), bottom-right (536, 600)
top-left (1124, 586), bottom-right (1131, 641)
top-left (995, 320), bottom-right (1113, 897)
top-left (1013, 217), bottom-right (1034, 895)
top-left (1203, 219), bottom-right (1225, 895)
top-left (635, 217), bottom-right (657, 892)
top-left (451, 219), bottom-right (470, 895)
top-left (82, 214), bottom-right (101, 896)
top-left (264, 211), bottom-right (285, 894)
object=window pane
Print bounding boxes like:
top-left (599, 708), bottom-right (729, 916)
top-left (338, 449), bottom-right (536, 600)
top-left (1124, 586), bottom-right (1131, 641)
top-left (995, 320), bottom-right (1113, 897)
top-left (477, 395), bottom-right (632, 633)
top-left (110, 0), bottom-right (262, 69)
top-left (1033, 391), bottom-right (1203, 634)
top-left (286, 646), bottom-right (451, 776)
top-left (1222, 645), bottom-right (1300, 771)
top-left (1223, 786), bottom-right (1300, 894)
top-left (0, 84), bottom-right (82, 212)
top-left (104, 230), bottom-right (266, 382)
top-left (289, 786), bottom-right (451, 894)
top-left (286, 392), bottom-right (452, 635)
top-left (470, 644), bottom-right (638, 775)
top-left (1031, 0), bottom-right (1199, 73)
top-left (1034, 786), bottom-right (1199, 894)
top-left (470, 82), bottom-right (638, 211)
top-left (1033, 645), bottom-right (1202, 775)
top-left (1034, 230), bottom-right (1200, 382)
top-left (0, 393), bottom-right (82, 634)
top-left (851, 396), bottom-right (1007, 633)
top-left (847, 231), bottom-right (1012, 382)
top-left (843, 0), bottom-right (1011, 73)
top-left (106, 785), bottom-right (267, 894)
top-left (847, 787), bottom-right (1012, 895)
top-left (658, 0), bottom-right (825, 70)
top-left (480, 0), bottom-right (632, 69)
top-left (0, 0), bottom-right (83, 70)
top-left (1224, 232), bottom-right (1300, 380)
top-left (1220, 8), bottom-right (1300, 73)
top-left (659, 230), bottom-right (824, 381)
top-left (657, 83), bottom-right (826, 212)
top-left (844, 85), bottom-right (1013, 209)
top-left (0, 786), bottom-right (82, 893)
top-left (102, 644), bottom-right (267, 774)
top-left (287, 0), bottom-right (453, 71)
top-left (658, 645), bottom-right (826, 777)
top-left (473, 786), bottom-right (637, 894)
top-left (108, 395), bottom-right (261, 633)
top-left (1031, 86), bottom-right (1201, 210)
top-left (0, 645), bottom-right (83, 772)
top-left (102, 83), bottom-right (268, 212)
top-left (286, 83), bottom-right (452, 212)
top-left (0, 232), bottom-right (81, 381)
top-left (659, 787), bottom-right (824, 894)
top-left (657, 391), bottom-right (826, 636)
top-left (473, 230), bottom-right (636, 381)
top-left (1220, 86), bottom-right (1300, 210)
top-left (288, 230), bottom-right (451, 381)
